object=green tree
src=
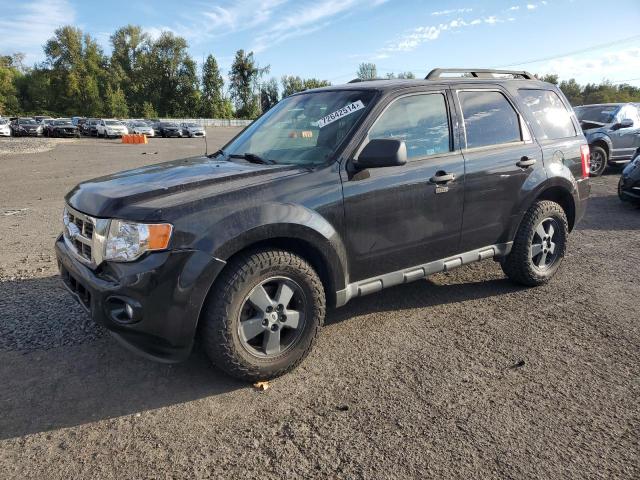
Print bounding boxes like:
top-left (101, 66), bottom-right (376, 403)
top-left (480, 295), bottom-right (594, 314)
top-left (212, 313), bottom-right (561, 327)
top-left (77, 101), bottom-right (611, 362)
top-left (104, 85), bottom-right (129, 117)
top-left (200, 54), bottom-right (225, 118)
top-left (260, 77), bottom-right (279, 112)
top-left (229, 49), bottom-right (269, 118)
top-left (173, 56), bottom-right (200, 117)
top-left (281, 75), bottom-right (330, 97)
top-left (0, 55), bottom-right (22, 115)
top-left (141, 101), bottom-right (158, 119)
top-left (109, 25), bottom-right (150, 115)
top-left (386, 71), bottom-right (415, 79)
top-left (356, 63), bottom-right (377, 80)
top-left (558, 78), bottom-right (582, 105)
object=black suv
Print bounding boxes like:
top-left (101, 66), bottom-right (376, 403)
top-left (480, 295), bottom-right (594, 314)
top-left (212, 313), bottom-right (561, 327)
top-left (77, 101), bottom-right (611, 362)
top-left (574, 103), bottom-right (640, 176)
top-left (56, 68), bottom-right (590, 381)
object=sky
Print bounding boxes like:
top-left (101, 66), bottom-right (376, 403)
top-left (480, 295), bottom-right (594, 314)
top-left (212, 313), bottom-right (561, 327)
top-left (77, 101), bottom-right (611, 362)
top-left (2, 0), bottom-right (640, 88)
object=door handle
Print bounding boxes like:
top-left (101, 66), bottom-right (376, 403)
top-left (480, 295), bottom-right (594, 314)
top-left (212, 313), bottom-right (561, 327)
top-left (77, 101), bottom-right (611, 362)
top-left (430, 172), bottom-right (455, 183)
top-left (516, 156), bottom-right (537, 168)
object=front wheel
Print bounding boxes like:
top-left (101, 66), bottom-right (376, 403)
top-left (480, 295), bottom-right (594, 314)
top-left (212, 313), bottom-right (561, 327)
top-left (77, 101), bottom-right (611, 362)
top-left (589, 145), bottom-right (608, 177)
top-left (501, 200), bottom-right (568, 287)
top-left (201, 249), bottom-right (326, 381)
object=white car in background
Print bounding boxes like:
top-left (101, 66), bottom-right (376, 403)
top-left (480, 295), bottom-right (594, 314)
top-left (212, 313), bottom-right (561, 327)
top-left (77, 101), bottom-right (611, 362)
top-left (0, 119), bottom-right (10, 137)
top-left (180, 122), bottom-right (206, 137)
top-left (96, 119), bottom-right (129, 138)
top-left (129, 121), bottom-right (155, 137)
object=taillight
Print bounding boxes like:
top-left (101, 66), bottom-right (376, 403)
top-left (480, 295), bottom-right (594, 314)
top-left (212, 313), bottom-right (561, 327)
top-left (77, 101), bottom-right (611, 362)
top-left (580, 144), bottom-right (590, 178)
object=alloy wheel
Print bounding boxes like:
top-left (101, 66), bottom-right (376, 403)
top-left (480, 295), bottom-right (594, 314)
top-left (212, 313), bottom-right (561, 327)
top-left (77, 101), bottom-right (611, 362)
top-left (590, 150), bottom-right (604, 174)
top-left (531, 217), bottom-right (560, 270)
top-left (237, 276), bottom-right (306, 358)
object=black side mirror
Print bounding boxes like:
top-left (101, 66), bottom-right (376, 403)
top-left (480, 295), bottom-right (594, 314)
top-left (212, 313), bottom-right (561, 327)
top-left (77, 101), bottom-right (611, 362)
top-left (354, 138), bottom-right (407, 169)
top-left (613, 119), bottom-right (634, 130)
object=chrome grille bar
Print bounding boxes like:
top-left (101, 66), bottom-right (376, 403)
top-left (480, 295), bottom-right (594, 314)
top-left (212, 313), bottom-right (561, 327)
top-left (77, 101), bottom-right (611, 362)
top-left (63, 205), bottom-right (110, 268)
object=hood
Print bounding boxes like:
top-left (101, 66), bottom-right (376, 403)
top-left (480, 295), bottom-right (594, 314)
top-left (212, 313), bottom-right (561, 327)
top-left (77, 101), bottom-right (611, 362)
top-left (66, 156), bottom-right (303, 219)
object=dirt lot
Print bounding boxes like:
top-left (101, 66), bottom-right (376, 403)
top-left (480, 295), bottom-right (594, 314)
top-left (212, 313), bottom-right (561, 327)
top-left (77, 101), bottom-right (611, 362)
top-left (0, 132), bottom-right (638, 479)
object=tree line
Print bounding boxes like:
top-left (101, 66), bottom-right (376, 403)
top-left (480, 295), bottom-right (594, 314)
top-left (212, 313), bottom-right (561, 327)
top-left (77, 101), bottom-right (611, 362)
top-left (0, 25), bottom-right (331, 119)
top-left (1, 28), bottom-right (639, 119)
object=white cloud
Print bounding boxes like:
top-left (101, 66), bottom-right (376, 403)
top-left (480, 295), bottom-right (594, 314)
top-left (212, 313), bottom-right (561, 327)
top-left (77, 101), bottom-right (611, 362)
top-left (521, 48), bottom-right (640, 85)
top-left (0, 0), bottom-right (76, 64)
top-left (250, 0), bottom-right (380, 52)
top-left (508, 6), bottom-right (520, 10)
top-left (431, 8), bottom-right (473, 16)
top-left (526, 4), bottom-right (537, 10)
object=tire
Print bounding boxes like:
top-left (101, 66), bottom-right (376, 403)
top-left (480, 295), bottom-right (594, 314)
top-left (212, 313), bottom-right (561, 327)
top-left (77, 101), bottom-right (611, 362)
top-left (501, 200), bottom-right (568, 287)
top-left (201, 249), bottom-right (326, 381)
top-left (589, 145), bottom-right (607, 177)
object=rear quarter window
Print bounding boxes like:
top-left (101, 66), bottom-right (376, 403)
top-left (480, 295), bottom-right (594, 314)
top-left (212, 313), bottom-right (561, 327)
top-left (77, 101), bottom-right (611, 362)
top-left (518, 89), bottom-right (576, 140)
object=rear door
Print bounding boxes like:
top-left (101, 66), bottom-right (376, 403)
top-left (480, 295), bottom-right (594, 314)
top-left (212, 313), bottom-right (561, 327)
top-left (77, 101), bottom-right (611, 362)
top-left (452, 86), bottom-right (544, 251)
top-left (341, 89), bottom-right (465, 282)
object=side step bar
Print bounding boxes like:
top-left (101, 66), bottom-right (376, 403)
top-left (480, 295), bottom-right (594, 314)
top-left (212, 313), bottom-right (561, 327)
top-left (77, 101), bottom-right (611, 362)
top-left (335, 242), bottom-right (512, 307)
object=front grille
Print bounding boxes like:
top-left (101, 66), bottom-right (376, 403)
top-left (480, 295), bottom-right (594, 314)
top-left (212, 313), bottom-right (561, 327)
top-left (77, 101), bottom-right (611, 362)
top-left (64, 207), bottom-right (96, 263)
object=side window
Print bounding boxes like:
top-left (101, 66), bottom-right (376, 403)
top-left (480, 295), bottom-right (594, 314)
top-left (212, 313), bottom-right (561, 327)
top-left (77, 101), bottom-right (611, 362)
top-left (617, 106), bottom-right (640, 126)
top-left (518, 89), bottom-right (576, 140)
top-left (368, 93), bottom-right (451, 160)
top-left (458, 91), bottom-right (521, 148)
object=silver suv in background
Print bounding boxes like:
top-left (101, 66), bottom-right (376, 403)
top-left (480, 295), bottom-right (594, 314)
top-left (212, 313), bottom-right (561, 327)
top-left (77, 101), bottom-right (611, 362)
top-left (180, 122), bottom-right (206, 137)
top-left (574, 103), bottom-right (640, 176)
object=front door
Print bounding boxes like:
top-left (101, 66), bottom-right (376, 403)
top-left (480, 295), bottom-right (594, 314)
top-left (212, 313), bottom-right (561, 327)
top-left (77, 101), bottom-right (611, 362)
top-left (610, 105), bottom-right (640, 161)
top-left (341, 90), bottom-right (465, 282)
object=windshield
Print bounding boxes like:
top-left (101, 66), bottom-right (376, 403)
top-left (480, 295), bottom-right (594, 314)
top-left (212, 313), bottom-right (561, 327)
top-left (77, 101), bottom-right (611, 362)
top-left (574, 105), bottom-right (619, 124)
top-left (133, 122), bottom-right (148, 127)
top-left (19, 118), bottom-right (37, 125)
top-left (54, 120), bottom-right (72, 125)
top-left (185, 123), bottom-right (199, 127)
top-left (162, 122), bottom-right (178, 127)
top-left (105, 120), bottom-right (122, 126)
top-left (0, 119), bottom-right (7, 125)
top-left (224, 90), bottom-right (375, 166)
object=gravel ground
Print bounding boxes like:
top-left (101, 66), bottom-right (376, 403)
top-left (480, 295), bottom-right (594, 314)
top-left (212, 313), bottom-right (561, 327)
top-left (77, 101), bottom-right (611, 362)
top-left (0, 137), bottom-right (72, 155)
top-left (0, 133), bottom-right (638, 479)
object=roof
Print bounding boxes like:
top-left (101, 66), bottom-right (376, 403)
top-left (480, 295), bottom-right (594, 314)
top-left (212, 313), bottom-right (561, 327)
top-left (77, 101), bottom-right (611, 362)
top-left (304, 77), bottom-right (554, 95)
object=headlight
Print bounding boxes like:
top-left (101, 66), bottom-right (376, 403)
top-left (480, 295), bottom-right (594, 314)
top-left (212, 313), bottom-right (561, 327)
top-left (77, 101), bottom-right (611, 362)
top-left (37, 126), bottom-right (43, 132)
top-left (104, 220), bottom-right (173, 262)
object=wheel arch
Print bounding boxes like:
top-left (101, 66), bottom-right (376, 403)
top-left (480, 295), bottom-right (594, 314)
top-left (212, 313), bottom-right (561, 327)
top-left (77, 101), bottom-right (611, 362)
top-left (588, 134), bottom-right (612, 159)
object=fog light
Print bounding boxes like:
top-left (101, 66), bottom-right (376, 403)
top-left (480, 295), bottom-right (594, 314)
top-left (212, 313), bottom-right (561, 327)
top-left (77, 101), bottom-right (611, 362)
top-left (106, 296), bottom-right (142, 324)
top-left (125, 303), bottom-right (134, 320)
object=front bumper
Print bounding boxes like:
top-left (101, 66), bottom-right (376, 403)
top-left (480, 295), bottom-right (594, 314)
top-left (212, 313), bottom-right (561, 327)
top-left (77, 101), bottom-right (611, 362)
top-left (55, 234), bottom-right (226, 362)
top-left (163, 130), bottom-right (182, 137)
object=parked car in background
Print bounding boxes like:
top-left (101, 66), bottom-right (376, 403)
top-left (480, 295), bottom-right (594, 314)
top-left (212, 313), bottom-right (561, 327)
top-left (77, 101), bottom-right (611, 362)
top-left (55, 68), bottom-right (590, 381)
top-left (82, 118), bottom-right (100, 136)
top-left (40, 118), bottom-right (56, 135)
top-left (129, 121), bottom-right (154, 137)
top-left (155, 121), bottom-right (183, 137)
top-left (34, 115), bottom-right (52, 123)
top-left (574, 103), bottom-right (640, 176)
top-left (47, 119), bottom-right (80, 138)
top-left (10, 117), bottom-right (42, 137)
top-left (180, 122), bottom-right (206, 137)
top-left (618, 151), bottom-right (640, 204)
top-left (96, 119), bottom-right (128, 138)
top-left (72, 116), bottom-right (85, 126)
top-left (0, 118), bottom-right (10, 137)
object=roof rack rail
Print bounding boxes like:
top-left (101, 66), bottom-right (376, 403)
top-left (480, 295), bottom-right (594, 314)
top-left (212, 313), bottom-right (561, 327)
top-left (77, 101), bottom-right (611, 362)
top-left (425, 68), bottom-right (535, 80)
top-left (347, 78), bottom-right (387, 83)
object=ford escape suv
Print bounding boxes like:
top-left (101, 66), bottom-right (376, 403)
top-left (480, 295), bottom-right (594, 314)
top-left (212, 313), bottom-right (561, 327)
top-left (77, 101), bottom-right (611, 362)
top-left (56, 68), bottom-right (590, 381)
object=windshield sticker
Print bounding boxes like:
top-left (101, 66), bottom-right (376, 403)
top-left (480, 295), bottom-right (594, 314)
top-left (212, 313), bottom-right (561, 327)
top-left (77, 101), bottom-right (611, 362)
top-left (316, 100), bottom-right (365, 128)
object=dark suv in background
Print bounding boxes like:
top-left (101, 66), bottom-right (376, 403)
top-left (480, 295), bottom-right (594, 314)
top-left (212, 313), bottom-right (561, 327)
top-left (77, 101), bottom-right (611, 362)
top-left (56, 68), bottom-right (590, 381)
top-left (574, 102), bottom-right (640, 176)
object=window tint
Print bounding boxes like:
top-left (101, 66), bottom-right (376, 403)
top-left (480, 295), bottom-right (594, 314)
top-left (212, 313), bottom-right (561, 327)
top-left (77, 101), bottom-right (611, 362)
top-left (617, 105), bottom-right (640, 126)
top-left (518, 89), bottom-right (576, 139)
top-left (368, 94), bottom-right (450, 159)
top-left (459, 91), bottom-right (521, 148)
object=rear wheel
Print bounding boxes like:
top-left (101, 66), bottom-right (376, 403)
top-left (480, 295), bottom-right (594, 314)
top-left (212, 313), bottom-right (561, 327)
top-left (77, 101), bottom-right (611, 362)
top-left (501, 200), bottom-right (568, 286)
top-left (201, 249), bottom-right (325, 381)
top-left (589, 145), bottom-right (607, 177)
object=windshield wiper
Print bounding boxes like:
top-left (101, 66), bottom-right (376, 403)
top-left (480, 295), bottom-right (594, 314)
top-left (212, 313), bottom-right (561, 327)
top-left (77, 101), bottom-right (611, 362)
top-left (228, 153), bottom-right (275, 165)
